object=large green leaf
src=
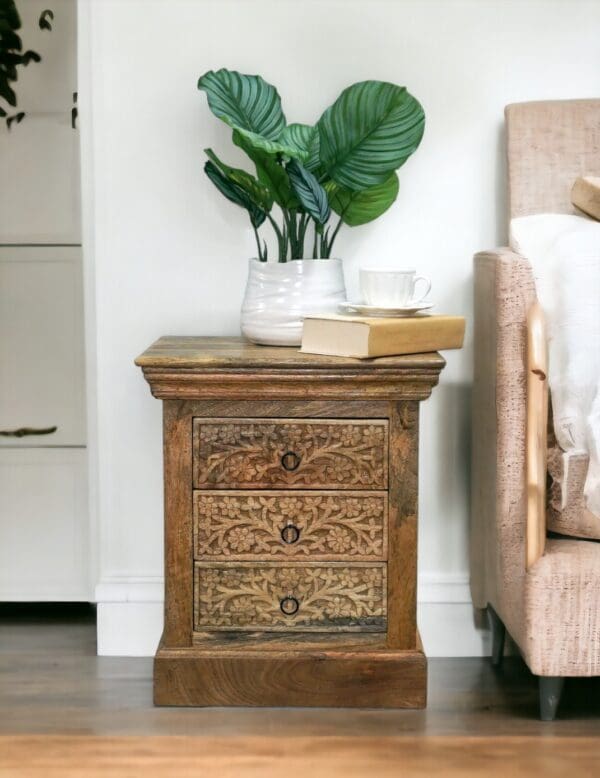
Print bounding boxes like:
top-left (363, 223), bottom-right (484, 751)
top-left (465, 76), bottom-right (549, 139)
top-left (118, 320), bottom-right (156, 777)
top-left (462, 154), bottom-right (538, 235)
top-left (198, 69), bottom-right (285, 140)
top-left (317, 80), bottom-right (424, 190)
top-left (287, 159), bottom-right (330, 224)
top-left (326, 173), bottom-right (399, 226)
top-left (277, 123), bottom-right (318, 166)
top-left (233, 129), bottom-right (298, 209)
top-left (231, 126), bottom-right (307, 160)
top-left (204, 148), bottom-right (273, 210)
top-left (204, 160), bottom-right (266, 228)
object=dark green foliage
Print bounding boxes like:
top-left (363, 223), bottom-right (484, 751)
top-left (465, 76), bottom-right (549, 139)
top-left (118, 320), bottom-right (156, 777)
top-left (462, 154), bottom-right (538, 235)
top-left (198, 69), bottom-right (425, 260)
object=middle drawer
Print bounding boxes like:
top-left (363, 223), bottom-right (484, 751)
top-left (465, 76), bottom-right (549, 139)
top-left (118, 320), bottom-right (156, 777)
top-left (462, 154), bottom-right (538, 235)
top-left (194, 490), bottom-right (388, 561)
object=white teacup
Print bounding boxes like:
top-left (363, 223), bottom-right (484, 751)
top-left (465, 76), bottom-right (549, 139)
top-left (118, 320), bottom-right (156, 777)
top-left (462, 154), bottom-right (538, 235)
top-left (359, 268), bottom-right (431, 308)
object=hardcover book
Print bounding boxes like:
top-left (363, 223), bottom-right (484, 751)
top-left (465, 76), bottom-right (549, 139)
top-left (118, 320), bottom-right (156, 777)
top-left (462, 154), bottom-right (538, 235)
top-left (301, 314), bottom-right (465, 358)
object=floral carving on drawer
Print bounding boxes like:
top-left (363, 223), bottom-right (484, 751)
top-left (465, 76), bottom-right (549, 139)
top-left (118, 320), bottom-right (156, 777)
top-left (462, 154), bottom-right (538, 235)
top-left (194, 491), bottom-right (387, 560)
top-left (193, 418), bottom-right (388, 489)
top-left (194, 563), bottom-right (387, 632)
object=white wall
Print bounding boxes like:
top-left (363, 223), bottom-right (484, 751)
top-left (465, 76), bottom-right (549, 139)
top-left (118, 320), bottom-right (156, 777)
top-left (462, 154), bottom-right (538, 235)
top-left (80, 0), bottom-right (600, 656)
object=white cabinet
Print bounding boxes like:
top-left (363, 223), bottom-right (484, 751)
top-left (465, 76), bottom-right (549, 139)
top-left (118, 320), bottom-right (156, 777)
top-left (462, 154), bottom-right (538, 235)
top-left (0, 246), bottom-right (86, 447)
top-left (0, 448), bottom-right (89, 600)
top-left (0, 117), bottom-right (81, 244)
top-left (0, 0), bottom-right (88, 602)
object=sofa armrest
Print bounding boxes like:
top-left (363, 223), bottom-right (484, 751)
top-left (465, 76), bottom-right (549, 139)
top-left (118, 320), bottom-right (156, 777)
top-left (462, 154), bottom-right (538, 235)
top-left (470, 249), bottom-right (538, 633)
top-left (526, 302), bottom-right (548, 569)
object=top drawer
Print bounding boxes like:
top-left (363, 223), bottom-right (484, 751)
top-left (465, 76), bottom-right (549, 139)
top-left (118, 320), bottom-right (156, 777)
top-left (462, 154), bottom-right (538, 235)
top-left (193, 418), bottom-right (388, 490)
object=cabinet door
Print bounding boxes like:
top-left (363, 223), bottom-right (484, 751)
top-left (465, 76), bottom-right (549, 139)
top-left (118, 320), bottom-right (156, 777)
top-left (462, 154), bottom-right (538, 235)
top-left (0, 115), bottom-right (81, 244)
top-left (7, 0), bottom-right (77, 114)
top-left (0, 448), bottom-right (89, 600)
top-left (0, 246), bottom-right (86, 447)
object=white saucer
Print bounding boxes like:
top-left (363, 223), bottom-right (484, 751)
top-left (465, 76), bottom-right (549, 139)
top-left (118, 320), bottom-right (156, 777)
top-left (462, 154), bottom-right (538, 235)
top-left (339, 301), bottom-right (434, 317)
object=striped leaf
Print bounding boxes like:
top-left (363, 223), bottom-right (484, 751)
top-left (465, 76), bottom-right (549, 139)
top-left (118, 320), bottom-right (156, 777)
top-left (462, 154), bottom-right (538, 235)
top-left (204, 148), bottom-right (273, 211)
top-left (204, 161), bottom-right (266, 228)
top-left (317, 80), bottom-right (424, 190)
top-left (198, 69), bottom-right (286, 139)
top-left (278, 123), bottom-right (319, 167)
top-left (326, 173), bottom-right (399, 226)
top-left (232, 126), bottom-right (306, 160)
top-left (287, 159), bottom-right (330, 225)
top-left (234, 129), bottom-right (298, 210)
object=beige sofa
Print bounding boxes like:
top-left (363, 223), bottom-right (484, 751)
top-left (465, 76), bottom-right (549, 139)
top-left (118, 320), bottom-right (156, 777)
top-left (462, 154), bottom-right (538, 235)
top-left (470, 99), bottom-right (600, 720)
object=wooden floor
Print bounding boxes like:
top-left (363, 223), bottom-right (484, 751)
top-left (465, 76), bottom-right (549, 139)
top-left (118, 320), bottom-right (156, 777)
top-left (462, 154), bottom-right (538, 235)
top-left (0, 604), bottom-right (599, 776)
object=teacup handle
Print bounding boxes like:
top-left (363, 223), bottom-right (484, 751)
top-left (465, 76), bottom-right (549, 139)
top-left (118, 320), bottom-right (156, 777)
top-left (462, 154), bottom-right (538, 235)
top-left (412, 275), bottom-right (431, 303)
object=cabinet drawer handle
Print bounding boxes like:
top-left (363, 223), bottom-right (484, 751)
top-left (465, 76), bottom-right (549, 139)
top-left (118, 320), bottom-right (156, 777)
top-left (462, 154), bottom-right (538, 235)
top-left (280, 524), bottom-right (300, 544)
top-left (0, 426), bottom-right (58, 438)
top-left (281, 450), bottom-right (301, 471)
top-left (280, 595), bottom-right (299, 616)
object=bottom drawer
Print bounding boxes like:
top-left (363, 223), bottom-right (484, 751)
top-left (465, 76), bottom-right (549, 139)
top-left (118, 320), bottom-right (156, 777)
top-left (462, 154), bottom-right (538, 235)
top-left (194, 562), bottom-right (387, 632)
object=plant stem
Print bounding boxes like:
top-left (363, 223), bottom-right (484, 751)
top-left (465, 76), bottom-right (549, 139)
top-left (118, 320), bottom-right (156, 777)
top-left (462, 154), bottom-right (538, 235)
top-left (298, 213), bottom-right (310, 258)
top-left (325, 216), bottom-right (344, 258)
top-left (320, 226), bottom-right (329, 259)
top-left (281, 208), bottom-right (293, 262)
top-left (312, 221), bottom-right (318, 259)
top-left (267, 214), bottom-right (286, 262)
top-left (252, 225), bottom-right (266, 261)
top-left (288, 209), bottom-right (299, 258)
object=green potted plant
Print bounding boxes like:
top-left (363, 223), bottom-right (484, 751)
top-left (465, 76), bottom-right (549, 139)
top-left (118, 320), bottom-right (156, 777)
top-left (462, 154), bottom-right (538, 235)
top-left (198, 68), bottom-right (424, 345)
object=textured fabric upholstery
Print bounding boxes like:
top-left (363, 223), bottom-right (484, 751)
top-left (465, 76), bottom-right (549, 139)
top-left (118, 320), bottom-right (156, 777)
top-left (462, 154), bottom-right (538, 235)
top-left (547, 446), bottom-right (600, 540)
top-left (471, 249), bottom-right (537, 643)
top-left (506, 100), bottom-right (600, 218)
top-left (471, 99), bottom-right (600, 677)
top-left (525, 539), bottom-right (600, 677)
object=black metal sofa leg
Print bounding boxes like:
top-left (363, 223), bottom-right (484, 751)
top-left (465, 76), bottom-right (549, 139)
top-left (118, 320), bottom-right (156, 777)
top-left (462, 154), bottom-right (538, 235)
top-left (488, 606), bottom-right (506, 667)
top-left (539, 676), bottom-right (565, 721)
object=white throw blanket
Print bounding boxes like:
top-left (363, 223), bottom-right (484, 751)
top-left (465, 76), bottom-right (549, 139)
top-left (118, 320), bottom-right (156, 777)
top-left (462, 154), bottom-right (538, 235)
top-left (510, 214), bottom-right (600, 517)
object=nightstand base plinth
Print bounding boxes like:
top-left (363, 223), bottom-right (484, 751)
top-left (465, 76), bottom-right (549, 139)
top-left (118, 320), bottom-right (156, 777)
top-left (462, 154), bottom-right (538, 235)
top-left (154, 633), bottom-right (427, 708)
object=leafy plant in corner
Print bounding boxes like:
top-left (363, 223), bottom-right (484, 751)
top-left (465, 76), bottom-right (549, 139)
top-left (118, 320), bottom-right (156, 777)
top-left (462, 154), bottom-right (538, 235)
top-left (198, 68), bottom-right (424, 262)
top-left (0, 0), bottom-right (53, 128)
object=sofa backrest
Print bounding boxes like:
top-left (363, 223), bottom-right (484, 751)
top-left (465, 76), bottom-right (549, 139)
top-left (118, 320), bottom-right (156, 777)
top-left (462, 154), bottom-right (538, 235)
top-left (506, 99), bottom-right (600, 219)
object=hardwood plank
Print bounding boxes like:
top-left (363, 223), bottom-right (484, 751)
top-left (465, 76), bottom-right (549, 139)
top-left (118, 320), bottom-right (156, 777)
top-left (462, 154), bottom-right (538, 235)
top-left (2, 736), bottom-right (600, 778)
top-left (387, 401), bottom-right (419, 649)
top-left (2, 611), bottom-right (600, 734)
top-left (162, 401), bottom-right (193, 647)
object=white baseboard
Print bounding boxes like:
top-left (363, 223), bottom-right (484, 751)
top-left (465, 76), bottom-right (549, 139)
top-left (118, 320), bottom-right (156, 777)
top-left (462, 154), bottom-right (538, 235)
top-left (95, 574), bottom-right (490, 657)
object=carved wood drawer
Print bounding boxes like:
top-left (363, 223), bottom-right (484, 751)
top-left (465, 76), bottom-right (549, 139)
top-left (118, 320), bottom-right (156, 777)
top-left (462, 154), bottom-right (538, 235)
top-left (193, 418), bottom-right (388, 490)
top-left (193, 490), bottom-right (388, 561)
top-left (193, 562), bottom-right (387, 632)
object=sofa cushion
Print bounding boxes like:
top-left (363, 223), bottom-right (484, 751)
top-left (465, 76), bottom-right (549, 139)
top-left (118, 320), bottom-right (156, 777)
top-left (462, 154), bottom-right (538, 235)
top-left (572, 176), bottom-right (600, 221)
top-left (547, 445), bottom-right (600, 540)
top-left (510, 214), bottom-right (600, 523)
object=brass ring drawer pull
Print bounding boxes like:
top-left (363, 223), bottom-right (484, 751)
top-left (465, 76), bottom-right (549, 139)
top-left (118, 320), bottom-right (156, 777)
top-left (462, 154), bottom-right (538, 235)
top-left (281, 450), bottom-right (301, 471)
top-left (280, 596), bottom-right (300, 616)
top-left (280, 524), bottom-right (300, 544)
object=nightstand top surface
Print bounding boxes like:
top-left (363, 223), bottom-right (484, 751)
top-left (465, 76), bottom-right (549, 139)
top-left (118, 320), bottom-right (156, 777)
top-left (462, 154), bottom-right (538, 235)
top-left (135, 336), bottom-right (445, 371)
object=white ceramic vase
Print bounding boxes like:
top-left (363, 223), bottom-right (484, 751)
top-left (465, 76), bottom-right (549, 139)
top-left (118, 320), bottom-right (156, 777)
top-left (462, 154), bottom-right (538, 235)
top-left (241, 258), bottom-right (346, 346)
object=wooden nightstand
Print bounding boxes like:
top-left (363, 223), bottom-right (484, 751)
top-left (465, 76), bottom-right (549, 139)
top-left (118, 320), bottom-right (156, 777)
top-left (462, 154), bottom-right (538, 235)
top-left (136, 336), bottom-right (445, 707)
